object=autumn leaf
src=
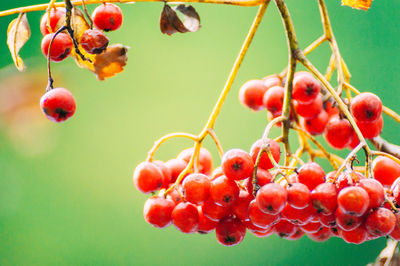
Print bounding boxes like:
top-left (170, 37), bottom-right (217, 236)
top-left (342, 0), bottom-right (372, 10)
top-left (160, 4), bottom-right (200, 35)
top-left (7, 13), bottom-right (31, 71)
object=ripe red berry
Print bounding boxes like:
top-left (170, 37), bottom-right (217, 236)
top-left (41, 33), bottom-right (73, 62)
top-left (197, 206), bottom-right (217, 234)
top-left (171, 202), bottom-right (199, 233)
top-left (274, 220), bottom-right (297, 238)
top-left (340, 225), bottom-right (368, 244)
top-left (307, 226), bottom-right (332, 242)
top-left (293, 94), bottom-right (323, 119)
top-left (238, 80), bottom-right (268, 111)
top-left (351, 92), bottom-right (382, 122)
top-left (159, 186), bottom-right (182, 204)
top-left (263, 86), bottom-right (284, 114)
top-left (357, 179), bottom-right (385, 209)
top-left (80, 29), bottom-right (109, 54)
top-left (335, 207), bottom-right (362, 231)
top-left (325, 116), bottom-right (353, 149)
top-left (392, 178), bottom-right (400, 204)
top-left (133, 161), bottom-right (164, 194)
top-left (215, 217), bottom-right (246, 246)
top-left (232, 190), bottom-right (253, 221)
top-left (355, 115), bottom-right (383, 139)
top-left (143, 196), bottom-right (175, 228)
top-left (221, 149), bottom-right (254, 181)
top-left (365, 207), bottom-right (396, 237)
top-left (210, 175), bottom-right (239, 206)
top-left (165, 158), bottom-right (187, 183)
top-left (300, 221), bottom-right (323, 234)
top-left (338, 186), bottom-right (369, 216)
top-left (248, 199), bottom-right (280, 228)
top-left (92, 3), bottom-right (123, 31)
top-left (317, 212), bottom-right (336, 228)
top-left (287, 183), bottom-right (311, 209)
top-left (372, 156), bottom-right (400, 186)
top-left (281, 204), bottom-right (314, 225)
top-left (201, 199), bottom-right (230, 221)
top-left (256, 183), bottom-right (287, 215)
top-left (178, 147), bottom-right (213, 176)
top-left (40, 87), bottom-right (76, 123)
top-left (311, 183), bottom-right (338, 215)
top-left (40, 8), bottom-right (65, 35)
top-left (323, 100), bottom-right (339, 118)
top-left (250, 139), bottom-right (281, 170)
top-left (182, 173), bottom-right (211, 204)
top-left (389, 212), bottom-right (400, 240)
top-left (335, 170), bottom-right (364, 191)
top-left (297, 162), bottom-right (325, 190)
top-left (347, 130), bottom-right (360, 149)
top-left (153, 161), bottom-right (172, 188)
top-left (292, 73), bottom-right (320, 104)
top-left (302, 110), bottom-right (329, 135)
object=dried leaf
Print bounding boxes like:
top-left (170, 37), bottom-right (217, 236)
top-left (69, 8), bottom-right (128, 80)
top-left (342, 0), bottom-right (372, 10)
top-left (160, 4), bottom-right (200, 35)
top-left (7, 13), bottom-right (31, 71)
top-left (93, 44), bottom-right (129, 80)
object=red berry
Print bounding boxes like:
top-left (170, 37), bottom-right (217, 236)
top-left (347, 130), bottom-right (360, 149)
top-left (301, 221), bottom-right (323, 234)
top-left (263, 86), bottom-right (284, 114)
top-left (302, 110), bottom-right (329, 135)
top-left (297, 162), bottom-right (325, 190)
top-left (263, 75), bottom-right (281, 88)
top-left (274, 220), bottom-right (297, 238)
top-left (389, 212), bottom-right (400, 240)
top-left (335, 170), bottom-right (364, 191)
top-left (41, 33), bottom-right (73, 62)
top-left (178, 147), bottom-right (213, 176)
top-left (239, 80), bottom-right (268, 111)
top-left (249, 226), bottom-right (275, 238)
top-left (357, 179), bottom-right (385, 209)
top-left (197, 206), bottom-right (217, 234)
top-left (311, 183), bottom-right (338, 215)
top-left (165, 158), bottom-right (187, 183)
top-left (211, 166), bottom-right (224, 179)
top-left (221, 149), bottom-right (254, 181)
top-left (392, 177), bottom-right (400, 204)
top-left (308, 227), bottom-right (332, 242)
top-left (80, 29), bottom-right (109, 54)
top-left (92, 3), bottom-right (123, 31)
top-left (286, 228), bottom-right (305, 240)
top-left (40, 87), bottom-right (76, 123)
top-left (215, 217), bottom-right (246, 246)
top-left (254, 168), bottom-right (274, 187)
top-left (248, 199), bottom-right (280, 228)
top-left (323, 100), bottom-right (339, 118)
top-left (293, 94), bottom-right (323, 118)
top-left (182, 173), bottom-right (211, 204)
top-left (172, 202), bottom-right (199, 233)
top-left (338, 186), bottom-right (369, 216)
top-left (365, 207), bottom-right (396, 236)
top-left (40, 8), bottom-right (65, 35)
top-left (335, 207), bottom-right (362, 231)
top-left (287, 183), bottom-right (311, 209)
top-left (317, 212), bottom-right (336, 228)
top-left (256, 183), bottom-right (287, 215)
top-left (143, 196), bottom-right (175, 228)
top-left (232, 190), bottom-right (253, 221)
top-left (159, 186), bottom-right (182, 204)
top-left (351, 92), bottom-right (382, 122)
top-left (133, 161), bottom-right (164, 194)
top-left (250, 139), bottom-right (281, 170)
top-left (210, 175), bottom-right (239, 206)
top-left (355, 115), bottom-right (383, 139)
top-left (281, 204), bottom-right (315, 225)
top-left (340, 225), bottom-right (368, 244)
top-left (292, 73), bottom-right (320, 104)
top-left (153, 161), bottom-right (172, 188)
top-left (201, 199), bottom-right (230, 221)
top-left (325, 116), bottom-right (353, 149)
top-left (372, 156), bottom-right (400, 187)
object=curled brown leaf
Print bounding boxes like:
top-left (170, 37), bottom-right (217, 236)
top-left (160, 4), bottom-right (200, 36)
top-left (7, 13), bottom-right (31, 71)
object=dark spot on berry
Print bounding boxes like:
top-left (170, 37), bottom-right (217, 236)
top-left (306, 85), bottom-right (315, 96)
top-left (223, 195), bottom-right (232, 203)
top-left (278, 232), bottom-right (289, 238)
top-left (365, 110), bottom-right (375, 119)
top-left (232, 161), bottom-right (242, 171)
top-left (267, 205), bottom-right (274, 212)
top-left (224, 235), bottom-right (236, 244)
top-left (55, 108), bottom-right (69, 119)
top-left (198, 230), bottom-right (207, 234)
top-left (58, 48), bottom-right (71, 60)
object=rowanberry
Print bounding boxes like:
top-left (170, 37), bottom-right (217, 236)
top-left (40, 8), bottom-right (65, 35)
top-left (340, 225), bottom-right (368, 244)
top-left (221, 149), bottom-right (254, 181)
top-left (165, 158), bottom-right (187, 183)
top-left (389, 212), bottom-right (400, 240)
top-left (92, 3), bottom-right (123, 31)
top-left (256, 183), bottom-right (287, 215)
top-left (197, 206), bottom-right (217, 234)
top-left (297, 162), bottom-right (325, 190)
top-left (357, 179), bottom-right (385, 209)
top-left (80, 29), bottom-right (109, 54)
top-left (335, 207), bottom-right (362, 231)
top-left (302, 110), bottom-right (329, 135)
top-left (238, 80), bottom-right (268, 111)
top-left (300, 221), bottom-right (323, 234)
top-left (311, 182), bottom-right (338, 215)
top-left (281, 203), bottom-right (314, 225)
top-left (263, 86), bottom-right (284, 114)
top-left (351, 92), bottom-right (382, 122)
top-left (325, 116), bottom-right (353, 149)
top-left (210, 175), bottom-right (239, 206)
top-left (153, 160), bottom-right (172, 188)
top-left (293, 94), bottom-right (323, 118)
top-left (171, 202), bottom-right (199, 233)
top-left (215, 217), bottom-right (246, 246)
top-left (41, 33), bottom-right (73, 62)
top-left (307, 226), bottom-right (332, 242)
top-left (40, 87), bottom-right (76, 123)
top-left (274, 219), bottom-right (297, 238)
top-left (337, 186), bottom-right (369, 216)
top-left (248, 199), bottom-right (280, 228)
top-left (182, 173), bottom-right (211, 204)
top-left (287, 182), bottom-right (311, 209)
top-left (355, 115), bottom-right (383, 139)
top-left (143, 196), bottom-right (175, 228)
top-left (231, 189), bottom-right (253, 221)
top-left (133, 161), bottom-right (164, 193)
top-left (372, 156), bottom-right (400, 186)
top-left (178, 147), bottom-right (213, 176)
top-left (202, 199), bottom-right (231, 221)
top-left (365, 207), bottom-right (396, 237)
top-left (250, 139), bottom-right (281, 170)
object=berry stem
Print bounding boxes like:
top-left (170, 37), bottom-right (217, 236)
top-left (46, 25), bottom-right (67, 90)
top-left (207, 128), bottom-right (224, 158)
top-left (333, 142), bottom-right (364, 181)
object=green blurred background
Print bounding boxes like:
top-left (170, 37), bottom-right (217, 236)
top-left (0, 0), bottom-right (399, 265)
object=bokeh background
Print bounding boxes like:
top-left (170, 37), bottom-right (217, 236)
top-left (0, 0), bottom-right (399, 265)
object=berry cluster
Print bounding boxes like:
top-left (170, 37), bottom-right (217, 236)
top-left (39, 3), bottom-right (123, 123)
top-left (239, 72), bottom-right (383, 149)
top-left (133, 136), bottom-right (400, 246)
